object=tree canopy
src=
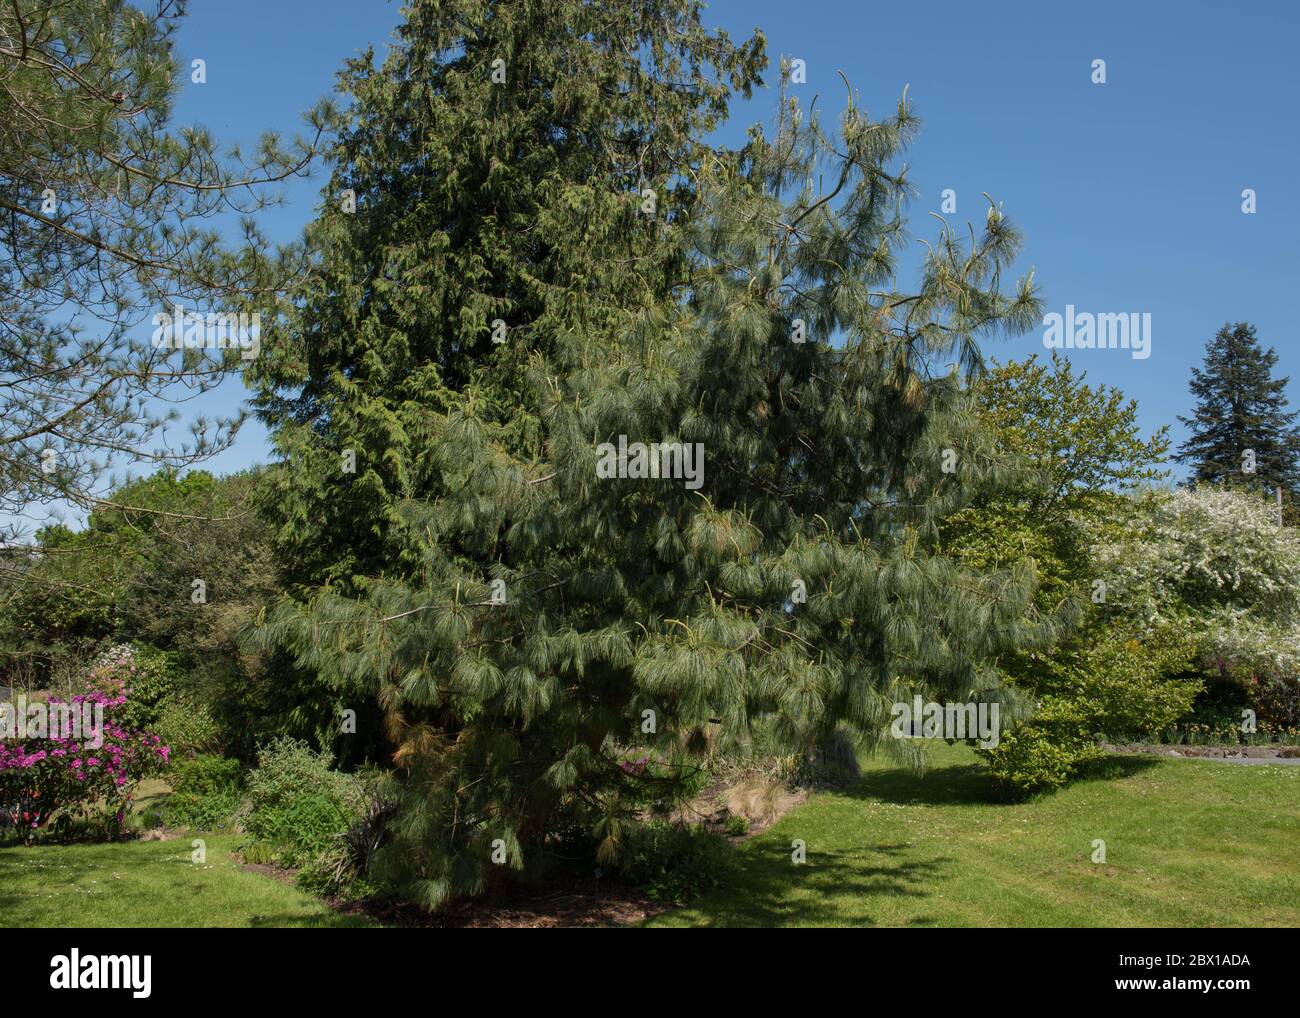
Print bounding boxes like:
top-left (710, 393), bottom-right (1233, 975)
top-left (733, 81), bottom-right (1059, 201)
top-left (251, 0), bottom-right (1058, 906)
top-left (0, 0), bottom-right (330, 541)
top-left (1176, 322), bottom-right (1300, 495)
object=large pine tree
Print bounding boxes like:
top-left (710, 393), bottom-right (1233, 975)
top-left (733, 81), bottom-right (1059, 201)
top-left (253, 1), bottom-right (1062, 908)
top-left (1176, 322), bottom-right (1300, 492)
top-left (0, 0), bottom-right (329, 533)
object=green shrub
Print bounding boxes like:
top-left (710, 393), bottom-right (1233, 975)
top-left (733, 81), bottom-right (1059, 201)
top-left (163, 787), bottom-right (242, 832)
top-left (161, 754), bottom-right (244, 831)
top-left (1160, 670), bottom-right (1300, 746)
top-left (294, 853), bottom-right (347, 896)
top-left (315, 773), bottom-right (399, 897)
top-left (264, 794), bottom-right (351, 864)
top-left (170, 754), bottom-right (243, 795)
top-left (243, 738), bottom-right (364, 867)
top-left (620, 821), bottom-right (732, 903)
top-left (294, 843), bottom-right (385, 901)
top-left (114, 643), bottom-right (184, 731)
top-left (154, 696), bottom-right (222, 757)
top-left (981, 697), bottom-right (1100, 797)
top-left (982, 626), bottom-right (1199, 797)
top-left (1252, 674), bottom-right (1300, 731)
top-left (239, 840), bottom-right (278, 865)
top-left (110, 644), bottom-right (225, 758)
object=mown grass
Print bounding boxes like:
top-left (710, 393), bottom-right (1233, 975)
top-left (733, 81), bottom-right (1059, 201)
top-left (0, 833), bottom-right (374, 928)
top-left (647, 743), bottom-right (1300, 927)
top-left (4, 744), bottom-right (1295, 928)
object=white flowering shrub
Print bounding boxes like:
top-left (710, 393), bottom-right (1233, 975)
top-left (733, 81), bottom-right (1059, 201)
top-left (1094, 487), bottom-right (1300, 677)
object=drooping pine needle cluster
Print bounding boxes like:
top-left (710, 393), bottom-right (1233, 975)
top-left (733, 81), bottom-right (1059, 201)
top-left (252, 0), bottom-right (1063, 906)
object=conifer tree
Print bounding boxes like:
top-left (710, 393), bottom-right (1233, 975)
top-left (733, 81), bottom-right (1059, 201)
top-left (252, 0), bottom-right (764, 587)
top-left (0, 0), bottom-right (331, 536)
top-left (255, 1), bottom-right (1059, 907)
top-left (1176, 322), bottom-right (1300, 493)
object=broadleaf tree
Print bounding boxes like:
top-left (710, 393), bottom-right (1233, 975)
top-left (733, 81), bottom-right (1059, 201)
top-left (939, 354), bottom-right (1192, 794)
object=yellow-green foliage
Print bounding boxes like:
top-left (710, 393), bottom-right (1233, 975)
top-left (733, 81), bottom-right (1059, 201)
top-left (983, 628), bottom-right (1199, 795)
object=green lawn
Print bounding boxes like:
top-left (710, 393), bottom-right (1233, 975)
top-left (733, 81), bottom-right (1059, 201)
top-left (648, 744), bottom-right (1300, 927)
top-left (0, 834), bottom-right (373, 928)
top-left (4, 745), bottom-right (1296, 928)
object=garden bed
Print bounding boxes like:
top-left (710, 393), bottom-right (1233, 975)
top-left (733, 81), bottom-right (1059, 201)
top-left (1101, 741), bottom-right (1300, 761)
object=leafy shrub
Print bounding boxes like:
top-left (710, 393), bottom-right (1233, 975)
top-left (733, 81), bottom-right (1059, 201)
top-left (619, 821), bottom-right (731, 903)
top-left (0, 671), bottom-right (169, 843)
top-left (243, 738), bottom-right (364, 867)
top-left (97, 643), bottom-right (226, 758)
top-left (304, 773), bottom-right (398, 897)
top-left (294, 853), bottom-right (348, 897)
top-left (79, 642), bottom-right (224, 761)
top-left (1158, 669), bottom-right (1300, 746)
top-left (973, 487), bottom-right (1300, 797)
top-left (1070, 631), bottom-right (1199, 740)
top-left (285, 777), bottom-right (397, 900)
top-left (239, 839), bottom-right (278, 865)
top-left (981, 697), bottom-right (1101, 797)
top-left (982, 626), bottom-right (1198, 797)
top-left (170, 754), bottom-right (242, 795)
top-left (161, 754), bottom-right (243, 831)
top-left (295, 828), bottom-right (389, 900)
top-left (154, 697), bottom-right (222, 757)
top-left (163, 786), bottom-right (242, 832)
top-left (1252, 674), bottom-right (1300, 731)
top-left (1096, 487), bottom-right (1300, 677)
top-left (269, 794), bottom-right (351, 864)
top-left (111, 643), bottom-right (184, 732)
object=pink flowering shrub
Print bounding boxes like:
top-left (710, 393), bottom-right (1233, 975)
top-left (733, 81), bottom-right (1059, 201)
top-left (0, 648), bottom-right (170, 843)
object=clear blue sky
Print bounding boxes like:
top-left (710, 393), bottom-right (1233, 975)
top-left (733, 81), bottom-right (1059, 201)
top-left (168, 0), bottom-right (1300, 483)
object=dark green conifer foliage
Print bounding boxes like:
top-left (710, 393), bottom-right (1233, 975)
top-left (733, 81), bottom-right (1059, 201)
top-left (1176, 322), bottom-right (1300, 493)
top-left (255, 3), bottom-right (1060, 907)
top-left (253, 0), bottom-right (764, 586)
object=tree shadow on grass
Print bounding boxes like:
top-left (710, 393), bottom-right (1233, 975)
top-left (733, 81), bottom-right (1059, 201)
top-left (1072, 754), bottom-right (1161, 785)
top-left (689, 841), bottom-right (954, 927)
top-left (842, 758), bottom-right (994, 807)
top-left (839, 750), bottom-right (1162, 809)
top-left (668, 751), bottom-right (1167, 927)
